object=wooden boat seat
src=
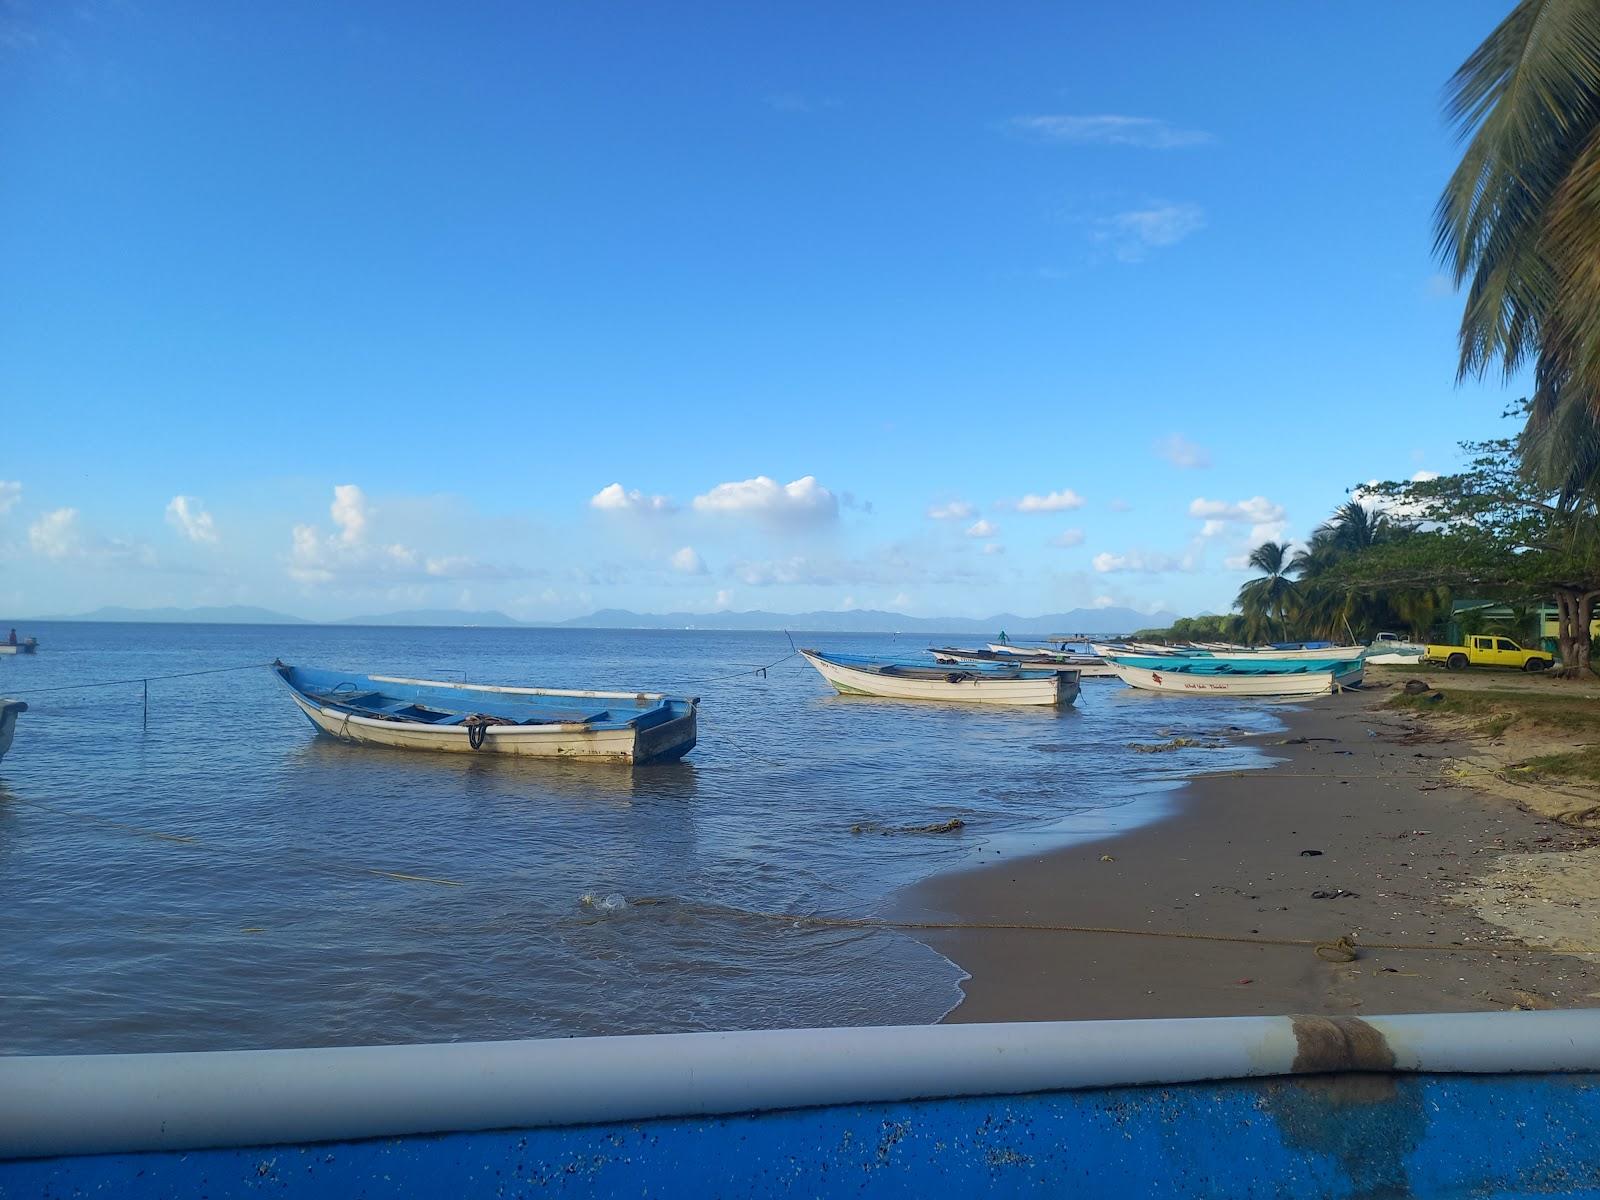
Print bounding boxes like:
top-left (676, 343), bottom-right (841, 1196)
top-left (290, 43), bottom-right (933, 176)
top-left (435, 709), bottom-right (612, 726)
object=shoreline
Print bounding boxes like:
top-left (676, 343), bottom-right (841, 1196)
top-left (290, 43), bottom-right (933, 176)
top-left (901, 684), bottom-right (1600, 1021)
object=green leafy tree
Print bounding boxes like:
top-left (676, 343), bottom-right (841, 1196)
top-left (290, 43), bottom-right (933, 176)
top-left (1342, 436), bottom-right (1600, 675)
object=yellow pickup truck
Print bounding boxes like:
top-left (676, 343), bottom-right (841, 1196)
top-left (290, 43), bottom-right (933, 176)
top-left (1423, 634), bottom-right (1555, 672)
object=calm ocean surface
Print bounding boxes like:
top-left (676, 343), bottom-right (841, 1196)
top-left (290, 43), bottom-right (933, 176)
top-left (0, 623), bottom-right (1282, 1053)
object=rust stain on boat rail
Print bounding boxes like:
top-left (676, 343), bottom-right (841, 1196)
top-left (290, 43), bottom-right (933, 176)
top-left (1289, 1015), bottom-right (1398, 1074)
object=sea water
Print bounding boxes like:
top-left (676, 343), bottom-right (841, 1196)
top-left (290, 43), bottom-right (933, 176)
top-left (0, 623), bottom-right (1281, 1052)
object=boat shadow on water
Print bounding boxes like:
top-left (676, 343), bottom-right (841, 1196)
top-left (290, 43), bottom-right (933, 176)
top-left (285, 737), bottom-right (701, 803)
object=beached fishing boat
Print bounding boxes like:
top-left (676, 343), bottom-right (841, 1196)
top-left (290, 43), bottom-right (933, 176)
top-left (1366, 632), bottom-right (1426, 665)
top-left (0, 700), bottom-right (24, 764)
top-left (273, 663), bottom-right (697, 763)
top-left (7, 1011), bottom-right (1600, 1197)
top-left (801, 649), bottom-right (1078, 706)
top-left (1104, 655), bottom-right (1363, 697)
top-left (0, 637), bottom-right (38, 656)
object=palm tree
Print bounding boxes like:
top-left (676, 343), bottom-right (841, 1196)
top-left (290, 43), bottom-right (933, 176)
top-left (1321, 500), bottom-right (1391, 554)
top-left (1236, 541), bottom-right (1299, 643)
top-left (1438, 2), bottom-right (1600, 484)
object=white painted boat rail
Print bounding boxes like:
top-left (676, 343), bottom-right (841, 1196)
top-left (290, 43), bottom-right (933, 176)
top-left (4, 1011), bottom-right (1600, 1160)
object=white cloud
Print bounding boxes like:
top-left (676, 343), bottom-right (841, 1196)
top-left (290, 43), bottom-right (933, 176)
top-left (1189, 496), bottom-right (1287, 545)
top-left (590, 483), bottom-right (676, 514)
top-left (1092, 595), bottom-right (1117, 608)
top-left (966, 519), bottom-right (998, 538)
top-left (1108, 498), bottom-right (1132, 512)
top-left (165, 495), bottom-right (218, 544)
top-left (26, 507), bottom-right (154, 567)
top-left (982, 542), bottom-right (1005, 555)
top-left (1050, 528), bottom-right (1086, 548)
top-left (1093, 203), bottom-right (1205, 262)
top-left (330, 483), bottom-right (368, 543)
top-left (714, 588), bottom-right (733, 608)
top-left (1015, 489), bottom-right (1085, 513)
top-left (1352, 470), bottom-right (1441, 520)
top-left (290, 485), bottom-right (519, 585)
top-left (670, 545), bottom-right (708, 575)
top-left (29, 508), bottom-right (79, 559)
top-left (1155, 434), bottom-right (1211, 469)
top-left (891, 591), bottom-right (912, 609)
top-left (693, 475), bottom-right (838, 525)
top-left (1093, 549), bottom-right (1200, 574)
top-left (1006, 115), bottom-right (1212, 149)
top-left (927, 499), bottom-right (976, 521)
top-left (0, 481), bottom-right (20, 516)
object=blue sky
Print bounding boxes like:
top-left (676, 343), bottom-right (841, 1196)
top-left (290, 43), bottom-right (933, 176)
top-left (0, 0), bottom-right (1522, 620)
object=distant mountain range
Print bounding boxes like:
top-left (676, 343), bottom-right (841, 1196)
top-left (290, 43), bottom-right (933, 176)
top-left (27, 604), bottom-right (1175, 635)
top-left (37, 605), bottom-right (311, 624)
top-left (556, 607), bottom-right (1175, 635)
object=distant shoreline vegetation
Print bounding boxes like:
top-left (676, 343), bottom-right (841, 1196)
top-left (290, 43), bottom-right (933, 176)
top-left (1136, 411), bottom-right (1600, 678)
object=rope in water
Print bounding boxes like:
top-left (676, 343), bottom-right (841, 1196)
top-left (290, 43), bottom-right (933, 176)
top-left (17, 661), bottom-right (278, 695)
top-left (7, 797), bottom-right (463, 887)
top-left (666, 650), bottom-right (800, 686)
top-left (11, 796), bottom-right (1596, 959)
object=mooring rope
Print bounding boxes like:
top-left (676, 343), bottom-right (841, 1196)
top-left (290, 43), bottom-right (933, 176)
top-left (16, 661), bottom-right (277, 695)
top-left (10, 796), bottom-right (1595, 959)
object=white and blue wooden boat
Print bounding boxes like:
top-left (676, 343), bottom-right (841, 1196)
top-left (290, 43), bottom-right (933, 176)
top-left (0, 637), bottom-right (38, 656)
top-left (1105, 654), bottom-right (1364, 697)
top-left (801, 649), bottom-right (1078, 706)
top-left (7, 1011), bottom-right (1600, 1197)
top-left (0, 699), bottom-right (24, 763)
top-left (273, 663), bottom-right (697, 763)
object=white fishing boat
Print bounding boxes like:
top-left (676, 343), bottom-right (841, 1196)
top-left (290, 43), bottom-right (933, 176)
top-left (1104, 655), bottom-right (1363, 697)
top-left (274, 663), bottom-right (698, 763)
top-left (1366, 632), bottom-right (1426, 665)
top-left (0, 700), bottom-right (24, 763)
top-left (0, 637), bottom-right (38, 656)
top-left (801, 650), bottom-right (1078, 706)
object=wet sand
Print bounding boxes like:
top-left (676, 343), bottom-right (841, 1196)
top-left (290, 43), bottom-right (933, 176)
top-left (903, 685), bottom-right (1600, 1021)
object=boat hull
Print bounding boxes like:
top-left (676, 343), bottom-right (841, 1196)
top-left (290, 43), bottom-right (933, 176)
top-left (285, 690), bottom-right (696, 762)
top-left (0, 700), bottom-right (24, 763)
top-left (803, 651), bottom-right (1076, 706)
top-left (1366, 651), bottom-right (1426, 666)
top-left (8, 1012), bottom-right (1600, 1197)
top-left (1105, 660), bottom-right (1363, 697)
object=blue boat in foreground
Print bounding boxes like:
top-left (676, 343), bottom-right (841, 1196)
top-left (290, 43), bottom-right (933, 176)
top-left (273, 663), bottom-right (697, 763)
top-left (4, 1011), bottom-right (1600, 1197)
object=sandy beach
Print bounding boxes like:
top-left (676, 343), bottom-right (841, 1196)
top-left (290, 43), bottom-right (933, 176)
top-left (904, 674), bottom-right (1600, 1022)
